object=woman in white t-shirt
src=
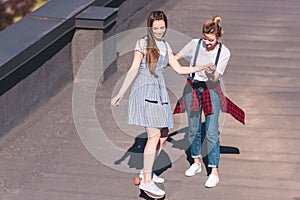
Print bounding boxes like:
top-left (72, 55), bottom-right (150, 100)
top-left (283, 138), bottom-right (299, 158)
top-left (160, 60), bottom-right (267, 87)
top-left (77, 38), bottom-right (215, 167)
top-left (111, 11), bottom-right (214, 196)
top-left (175, 16), bottom-right (229, 188)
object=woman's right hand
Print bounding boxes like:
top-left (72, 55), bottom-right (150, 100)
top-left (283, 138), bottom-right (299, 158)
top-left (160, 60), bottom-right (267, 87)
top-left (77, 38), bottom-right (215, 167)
top-left (111, 94), bottom-right (123, 107)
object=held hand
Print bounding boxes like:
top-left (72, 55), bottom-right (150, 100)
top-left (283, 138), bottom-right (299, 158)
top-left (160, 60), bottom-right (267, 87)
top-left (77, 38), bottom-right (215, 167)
top-left (111, 94), bottom-right (123, 107)
top-left (205, 63), bottom-right (215, 71)
top-left (205, 68), bottom-right (213, 74)
top-left (205, 70), bottom-right (214, 79)
top-left (195, 63), bottom-right (211, 72)
top-left (204, 63), bottom-right (215, 74)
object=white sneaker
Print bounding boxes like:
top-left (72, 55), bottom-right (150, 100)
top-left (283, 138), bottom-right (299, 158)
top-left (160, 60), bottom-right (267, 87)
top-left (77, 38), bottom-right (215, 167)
top-left (139, 180), bottom-right (165, 196)
top-left (205, 173), bottom-right (219, 188)
top-left (185, 163), bottom-right (201, 177)
top-left (139, 170), bottom-right (165, 183)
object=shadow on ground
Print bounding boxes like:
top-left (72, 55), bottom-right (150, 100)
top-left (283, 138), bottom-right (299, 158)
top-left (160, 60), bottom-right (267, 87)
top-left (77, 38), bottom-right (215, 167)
top-left (167, 125), bottom-right (240, 175)
top-left (114, 132), bottom-right (172, 175)
top-left (114, 125), bottom-right (239, 199)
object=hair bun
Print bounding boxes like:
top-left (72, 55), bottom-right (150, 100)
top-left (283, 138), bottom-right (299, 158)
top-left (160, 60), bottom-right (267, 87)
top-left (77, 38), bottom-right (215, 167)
top-left (213, 16), bottom-right (222, 24)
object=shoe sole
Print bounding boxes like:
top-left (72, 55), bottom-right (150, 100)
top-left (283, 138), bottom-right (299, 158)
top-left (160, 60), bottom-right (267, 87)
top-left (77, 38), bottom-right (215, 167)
top-left (205, 183), bottom-right (218, 188)
top-left (205, 180), bottom-right (219, 188)
top-left (139, 185), bottom-right (165, 196)
top-left (185, 169), bottom-right (202, 177)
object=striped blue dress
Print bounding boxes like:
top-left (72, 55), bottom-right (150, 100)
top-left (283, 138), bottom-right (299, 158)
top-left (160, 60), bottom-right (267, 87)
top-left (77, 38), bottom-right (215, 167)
top-left (128, 37), bottom-right (174, 129)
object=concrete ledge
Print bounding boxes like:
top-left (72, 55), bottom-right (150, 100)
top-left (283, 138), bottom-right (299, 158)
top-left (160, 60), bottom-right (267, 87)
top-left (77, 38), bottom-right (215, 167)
top-left (93, 0), bottom-right (125, 7)
top-left (75, 6), bottom-right (118, 30)
top-left (0, 0), bottom-right (95, 95)
top-left (0, 0), bottom-right (95, 136)
top-left (0, 0), bottom-right (168, 139)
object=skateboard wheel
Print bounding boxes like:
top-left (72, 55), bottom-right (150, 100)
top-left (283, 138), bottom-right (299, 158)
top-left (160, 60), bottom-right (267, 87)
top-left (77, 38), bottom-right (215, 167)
top-left (134, 177), bottom-right (140, 185)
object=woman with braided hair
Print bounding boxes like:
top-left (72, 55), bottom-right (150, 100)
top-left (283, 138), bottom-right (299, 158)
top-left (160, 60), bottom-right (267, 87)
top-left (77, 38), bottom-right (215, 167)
top-left (111, 11), bottom-right (214, 195)
top-left (174, 16), bottom-right (245, 188)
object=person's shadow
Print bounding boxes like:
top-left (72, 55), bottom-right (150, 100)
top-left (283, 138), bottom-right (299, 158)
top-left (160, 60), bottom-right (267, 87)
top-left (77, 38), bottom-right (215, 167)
top-left (114, 126), bottom-right (239, 199)
top-left (114, 132), bottom-right (172, 200)
top-left (167, 123), bottom-right (240, 175)
top-left (114, 132), bottom-right (172, 176)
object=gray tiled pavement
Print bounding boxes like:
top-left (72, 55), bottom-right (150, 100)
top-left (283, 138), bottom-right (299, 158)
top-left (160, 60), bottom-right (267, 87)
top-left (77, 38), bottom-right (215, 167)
top-left (1, 0), bottom-right (300, 199)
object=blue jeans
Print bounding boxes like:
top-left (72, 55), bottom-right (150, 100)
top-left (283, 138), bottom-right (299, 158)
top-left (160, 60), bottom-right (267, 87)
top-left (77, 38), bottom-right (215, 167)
top-left (184, 87), bottom-right (221, 168)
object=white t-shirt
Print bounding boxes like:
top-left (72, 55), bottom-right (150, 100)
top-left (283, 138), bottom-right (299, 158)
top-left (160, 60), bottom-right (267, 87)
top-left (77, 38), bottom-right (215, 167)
top-left (134, 36), bottom-right (173, 56)
top-left (177, 39), bottom-right (230, 81)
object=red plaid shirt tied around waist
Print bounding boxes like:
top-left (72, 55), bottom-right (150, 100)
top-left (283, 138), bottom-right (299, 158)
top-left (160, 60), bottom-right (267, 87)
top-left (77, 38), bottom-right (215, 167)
top-left (173, 79), bottom-right (245, 125)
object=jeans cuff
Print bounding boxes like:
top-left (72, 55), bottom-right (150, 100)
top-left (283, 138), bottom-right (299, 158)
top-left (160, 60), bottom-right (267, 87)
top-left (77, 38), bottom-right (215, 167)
top-left (208, 164), bottom-right (218, 168)
top-left (191, 155), bottom-right (202, 158)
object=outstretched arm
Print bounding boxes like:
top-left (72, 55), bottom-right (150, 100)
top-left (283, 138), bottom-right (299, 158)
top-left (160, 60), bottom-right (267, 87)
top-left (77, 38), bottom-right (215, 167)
top-left (168, 53), bottom-right (213, 75)
top-left (174, 53), bottom-right (183, 61)
top-left (111, 51), bottom-right (143, 106)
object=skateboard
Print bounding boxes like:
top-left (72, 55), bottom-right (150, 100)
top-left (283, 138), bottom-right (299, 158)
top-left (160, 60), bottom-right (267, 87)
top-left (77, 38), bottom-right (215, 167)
top-left (134, 177), bottom-right (167, 200)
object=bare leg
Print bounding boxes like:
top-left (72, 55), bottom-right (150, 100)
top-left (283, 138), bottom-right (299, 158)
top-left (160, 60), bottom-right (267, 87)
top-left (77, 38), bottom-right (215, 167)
top-left (194, 157), bottom-right (201, 165)
top-left (156, 128), bottom-right (169, 155)
top-left (211, 167), bottom-right (218, 176)
top-left (143, 127), bottom-right (161, 183)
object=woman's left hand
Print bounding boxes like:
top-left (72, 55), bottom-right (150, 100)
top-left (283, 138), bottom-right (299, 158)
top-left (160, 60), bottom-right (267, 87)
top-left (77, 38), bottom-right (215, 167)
top-left (111, 94), bottom-right (123, 107)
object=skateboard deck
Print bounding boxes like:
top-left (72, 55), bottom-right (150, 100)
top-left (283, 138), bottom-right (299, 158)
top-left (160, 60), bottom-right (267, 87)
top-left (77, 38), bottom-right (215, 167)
top-left (142, 182), bottom-right (165, 199)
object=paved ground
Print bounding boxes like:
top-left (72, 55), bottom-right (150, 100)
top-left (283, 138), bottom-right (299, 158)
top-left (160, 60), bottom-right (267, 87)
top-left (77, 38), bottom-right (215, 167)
top-left (1, 0), bottom-right (300, 199)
